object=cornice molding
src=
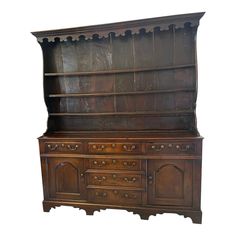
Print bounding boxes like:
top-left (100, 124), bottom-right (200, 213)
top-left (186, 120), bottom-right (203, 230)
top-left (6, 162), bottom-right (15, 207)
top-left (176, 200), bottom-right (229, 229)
top-left (32, 12), bottom-right (205, 43)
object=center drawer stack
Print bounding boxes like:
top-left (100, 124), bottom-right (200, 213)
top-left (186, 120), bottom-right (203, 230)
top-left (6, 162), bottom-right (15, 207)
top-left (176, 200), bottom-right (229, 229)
top-left (86, 142), bottom-right (145, 205)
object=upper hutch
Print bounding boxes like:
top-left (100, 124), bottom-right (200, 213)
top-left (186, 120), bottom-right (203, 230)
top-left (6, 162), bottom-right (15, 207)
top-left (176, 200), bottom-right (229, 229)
top-left (32, 12), bottom-right (204, 223)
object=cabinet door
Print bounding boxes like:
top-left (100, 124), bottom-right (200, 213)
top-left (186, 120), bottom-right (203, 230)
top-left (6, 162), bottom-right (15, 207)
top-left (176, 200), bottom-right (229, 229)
top-left (147, 160), bottom-right (192, 206)
top-left (47, 158), bottom-right (86, 200)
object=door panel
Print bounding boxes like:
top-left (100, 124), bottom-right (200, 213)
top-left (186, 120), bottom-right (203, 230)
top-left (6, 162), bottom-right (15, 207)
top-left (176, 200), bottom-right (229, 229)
top-left (147, 160), bottom-right (193, 206)
top-left (47, 158), bottom-right (86, 200)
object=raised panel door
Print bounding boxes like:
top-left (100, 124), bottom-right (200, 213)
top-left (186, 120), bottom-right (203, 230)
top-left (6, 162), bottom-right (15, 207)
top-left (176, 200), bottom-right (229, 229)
top-left (147, 159), bottom-right (193, 206)
top-left (47, 158), bottom-right (86, 200)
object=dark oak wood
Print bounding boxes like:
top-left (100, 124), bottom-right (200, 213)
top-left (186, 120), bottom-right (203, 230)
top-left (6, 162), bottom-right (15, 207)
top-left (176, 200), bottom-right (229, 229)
top-left (44, 64), bottom-right (195, 76)
top-left (48, 88), bottom-right (195, 98)
top-left (33, 12), bottom-right (204, 223)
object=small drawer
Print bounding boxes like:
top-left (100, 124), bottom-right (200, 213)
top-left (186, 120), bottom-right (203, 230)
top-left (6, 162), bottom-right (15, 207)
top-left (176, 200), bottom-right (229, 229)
top-left (146, 142), bottom-right (196, 155)
top-left (88, 159), bottom-right (141, 170)
top-left (87, 172), bottom-right (142, 188)
top-left (88, 142), bottom-right (142, 154)
top-left (88, 189), bottom-right (142, 205)
top-left (45, 142), bottom-right (82, 154)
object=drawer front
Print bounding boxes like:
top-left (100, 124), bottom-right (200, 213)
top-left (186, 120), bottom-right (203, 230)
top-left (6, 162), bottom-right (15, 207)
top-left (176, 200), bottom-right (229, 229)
top-left (146, 142), bottom-right (196, 155)
top-left (87, 172), bottom-right (142, 188)
top-left (88, 142), bottom-right (142, 154)
top-left (45, 142), bottom-right (83, 154)
top-left (88, 189), bottom-right (142, 205)
top-left (88, 159), bottom-right (141, 170)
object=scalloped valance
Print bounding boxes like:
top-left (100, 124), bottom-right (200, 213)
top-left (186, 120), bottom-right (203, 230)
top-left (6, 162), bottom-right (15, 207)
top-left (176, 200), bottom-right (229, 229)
top-left (32, 12), bottom-right (205, 43)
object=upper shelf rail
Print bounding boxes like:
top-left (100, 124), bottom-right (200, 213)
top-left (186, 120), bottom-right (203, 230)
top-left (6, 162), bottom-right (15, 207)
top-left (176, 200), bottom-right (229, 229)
top-left (44, 64), bottom-right (195, 77)
top-left (48, 88), bottom-right (195, 98)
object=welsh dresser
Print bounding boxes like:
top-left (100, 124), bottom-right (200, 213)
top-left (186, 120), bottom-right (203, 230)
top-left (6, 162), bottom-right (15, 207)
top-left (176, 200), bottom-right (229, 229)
top-left (32, 12), bottom-right (204, 223)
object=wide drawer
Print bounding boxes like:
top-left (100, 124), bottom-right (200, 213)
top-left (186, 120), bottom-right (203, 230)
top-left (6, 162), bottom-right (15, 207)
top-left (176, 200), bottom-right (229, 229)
top-left (88, 158), bottom-right (141, 170)
top-left (45, 142), bottom-right (83, 154)
top-left (88, 189), bottom-right (142, 205)
top-left (86, 171), bottom-right (143, 188)
top-left (88, 142), bottom-right (142, 154)
top-left (145, 142), bottom-right (197, 155)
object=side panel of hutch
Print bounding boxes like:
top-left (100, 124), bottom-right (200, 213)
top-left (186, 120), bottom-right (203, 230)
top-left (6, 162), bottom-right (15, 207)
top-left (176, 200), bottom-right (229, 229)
top-left (33, 12), bottom-right (204, 223)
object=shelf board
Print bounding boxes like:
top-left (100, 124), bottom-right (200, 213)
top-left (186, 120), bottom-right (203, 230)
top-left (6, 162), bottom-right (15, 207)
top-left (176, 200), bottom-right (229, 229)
top-left (44, 64), bottom-right (195, 77)
top-left (48, 88), bottom-right (195, 98)
top-left (49, 110), bottom-right (194, 117)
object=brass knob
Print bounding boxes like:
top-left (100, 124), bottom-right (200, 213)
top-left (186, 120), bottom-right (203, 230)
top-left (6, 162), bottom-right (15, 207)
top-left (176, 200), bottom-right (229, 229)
top-left (80, 173), bottom-right (84, 177)
top-left (112, 159), bottom-right (116, 164)
top-left (123, 162), bottom-right (127, 166)
top-left (132, 162), bottom-right (136, 166)
top-left (112, 174), bottom-right (117, 179)
top-left (176, 145), bottom-right (180, 149)
top-left (113, 190), bottom-right (118, 194)
top-left (148, 175), bottom-right (153, 184)
top-left (103, 192), bottom-right (107, 197)
top-left (111, 144), bottom-right (116, 148)
top-left (102, 161), bottom-right (106, 165)
top-left (102, 176), bottom-right (106, 180)
top-left (124, 193), bottom-right (129, 198)
top-left (93, 161), bottom-right (98, 165)
top-left (92, 145), bottom-right (97, 149)
top-left (61, 143), bottom-right (65, 147)
top-left (94, 176), bottom-right (98, 180)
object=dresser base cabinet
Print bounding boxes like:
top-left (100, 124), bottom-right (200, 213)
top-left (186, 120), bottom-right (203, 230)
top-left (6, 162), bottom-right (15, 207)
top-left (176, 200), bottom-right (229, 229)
top-left (39, 135), bottom-right (202, 223)
top-left (33, 12), bottom-right (204, 223)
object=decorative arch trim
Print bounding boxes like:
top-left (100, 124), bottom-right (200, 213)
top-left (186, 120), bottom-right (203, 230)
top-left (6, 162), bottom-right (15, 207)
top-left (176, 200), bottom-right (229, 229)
top-left (32, 12), bottom-right (205, 43)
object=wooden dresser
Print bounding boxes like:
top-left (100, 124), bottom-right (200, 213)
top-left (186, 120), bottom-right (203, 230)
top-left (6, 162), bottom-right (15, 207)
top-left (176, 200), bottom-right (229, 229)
top-left (32, 12), bottom-right (204, 223)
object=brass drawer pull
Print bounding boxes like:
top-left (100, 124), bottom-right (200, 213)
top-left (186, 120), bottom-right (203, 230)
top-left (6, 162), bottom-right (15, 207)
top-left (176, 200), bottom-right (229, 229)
top-left (94, 176), bottom-right (107, 182)
top-left (123, 177), bottom-right (137, 183)
top-left (122, 144), bottom-right (136, 152)
top-left (67, 144), bottom-right (79, 151)
top-left (95, 192), bottom-right (107, 197)
top-left (176, 144), bottom-right (191, 152)
top-left (47, 144), bottom-right (58, 151)
top-left (123, 193), bottom-right (137, 199)
top-left (151, 144), bottom-right (165, 151)
top-left (93, 160), bottom-right (106, 167)
top-left (92, 144), bottom-right (106, 151)
top-left (123, 161), bottom-right (136, 167)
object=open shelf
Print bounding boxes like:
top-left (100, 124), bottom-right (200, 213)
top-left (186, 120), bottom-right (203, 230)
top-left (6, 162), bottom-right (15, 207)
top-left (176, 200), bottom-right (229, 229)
top-left (49, 110), bottom-right (194, 117)
top-left (36, 13), bottom-right (199, 133)
top-left (44, 64), bottom-right (195, 77)
top-left (48, 88), bottom-right (195, 98)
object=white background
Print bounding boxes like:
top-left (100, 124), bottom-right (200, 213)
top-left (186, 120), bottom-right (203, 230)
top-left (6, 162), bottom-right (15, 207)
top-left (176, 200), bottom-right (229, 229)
top-left (0, 0), bottom-right (236, 235)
